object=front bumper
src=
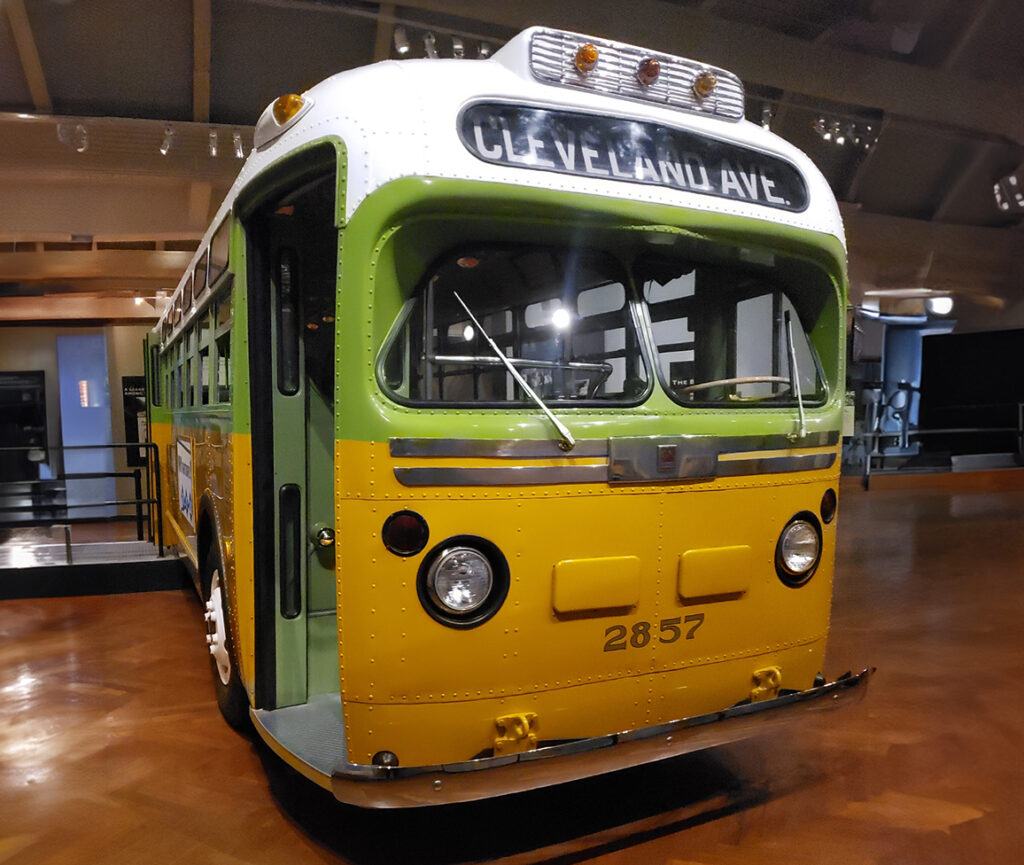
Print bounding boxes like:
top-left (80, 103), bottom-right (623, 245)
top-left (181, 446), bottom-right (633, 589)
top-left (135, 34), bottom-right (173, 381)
top-left (330, 668), bottom-right (872, 808)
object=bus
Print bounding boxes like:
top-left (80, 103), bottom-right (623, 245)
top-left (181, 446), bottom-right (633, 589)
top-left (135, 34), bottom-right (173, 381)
top-left (145, 26), bottom-right (869, 808)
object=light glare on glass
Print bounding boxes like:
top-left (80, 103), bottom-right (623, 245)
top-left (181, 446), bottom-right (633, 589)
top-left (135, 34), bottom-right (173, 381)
top-left (780, 521), bottom-right (819, 574)
top-left (429, 547), bottom-right (492, 613)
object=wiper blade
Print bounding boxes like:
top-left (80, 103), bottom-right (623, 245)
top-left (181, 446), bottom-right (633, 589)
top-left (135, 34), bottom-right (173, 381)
top-left (452, 291), bottom-right (576, 452)
top-left (784, 310), bottom-right (808, 441)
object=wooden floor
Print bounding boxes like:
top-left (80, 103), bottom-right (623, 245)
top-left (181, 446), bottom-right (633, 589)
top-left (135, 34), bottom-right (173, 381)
top-left (1, 483), bottom-right (1022, 864)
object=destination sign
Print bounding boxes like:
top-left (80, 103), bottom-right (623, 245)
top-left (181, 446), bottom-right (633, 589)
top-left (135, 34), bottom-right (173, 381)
top-left (460, 103), bottom-right (808, 212)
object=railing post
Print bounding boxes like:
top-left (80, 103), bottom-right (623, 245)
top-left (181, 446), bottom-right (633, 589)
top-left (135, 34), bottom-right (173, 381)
top-left (63, 524), bottom-right (73, 565)
top-left (133, 468), bottom-right (143, 541)
top-left (151, 444), bottom-right (164, 557)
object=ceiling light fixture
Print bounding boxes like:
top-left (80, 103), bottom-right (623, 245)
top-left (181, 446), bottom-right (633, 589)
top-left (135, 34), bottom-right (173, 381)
top-left (159, 125), bottom-right (174, 156)
top-left (423, 32), bottom-right (438, 59)
top-left (233, 131), bottom-right (244, 159)
top-left (393, 25), bottom-right (410, 55)
top-left (813, 116), bottom-right (878, 151)
top-left (208, 130), bottom-right (218, 157)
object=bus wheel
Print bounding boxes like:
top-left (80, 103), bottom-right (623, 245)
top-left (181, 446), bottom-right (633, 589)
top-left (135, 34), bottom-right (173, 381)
top-left (203, 542), bottom-right (250, 730)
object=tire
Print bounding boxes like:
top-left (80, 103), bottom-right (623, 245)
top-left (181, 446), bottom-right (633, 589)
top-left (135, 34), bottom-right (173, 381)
top-left (202, 540), bottom-right (251, 731)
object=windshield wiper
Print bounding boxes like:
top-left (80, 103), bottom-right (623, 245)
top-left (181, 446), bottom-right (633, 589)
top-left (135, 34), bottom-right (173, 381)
top-left (784, 310), bottom-right (808, 441)
top-left (452, 291), bottom-right (576, 452)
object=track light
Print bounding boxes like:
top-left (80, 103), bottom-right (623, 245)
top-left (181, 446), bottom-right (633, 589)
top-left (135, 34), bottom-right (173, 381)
top-left (57, 122), bottom-right (88, 153)
top-left (393, 25), bottom-right (410, 55)
top-left (451, 36), bottom-right (464, 58)
top-left (159, 125), bottom-right (174, 156)
top-left (423, 31), bottom-right (438, 59)
top-left (478, 41), bottom-right (492, 59)
top-left (233, 131), bottom-right (244, 159)
top-left (208, 130), bottom-right (218, 157)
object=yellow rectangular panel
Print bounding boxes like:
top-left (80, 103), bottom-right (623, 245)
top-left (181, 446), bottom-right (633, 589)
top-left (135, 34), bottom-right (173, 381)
top-left (552, 556), bottom-right (641, 614)
top-left (678, 545), bottom-right (752, 600)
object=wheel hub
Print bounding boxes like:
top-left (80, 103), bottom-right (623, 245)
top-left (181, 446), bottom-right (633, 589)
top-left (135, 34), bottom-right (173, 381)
top-left (204, 569), bottom-right (232, 685)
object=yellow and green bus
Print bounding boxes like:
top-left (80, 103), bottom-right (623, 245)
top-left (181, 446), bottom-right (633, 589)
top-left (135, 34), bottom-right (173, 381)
top-left (145, 27), bottom-right (868, 808)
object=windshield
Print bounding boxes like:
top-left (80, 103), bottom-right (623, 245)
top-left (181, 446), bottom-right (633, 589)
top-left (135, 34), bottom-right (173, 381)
top-left (381, 245), bottom-right (649, 405)
top-left (638, 255), bottom-right (826, 407)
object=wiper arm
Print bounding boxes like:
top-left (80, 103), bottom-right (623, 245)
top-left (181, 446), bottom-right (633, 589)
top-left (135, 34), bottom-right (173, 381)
top-left (784, 310), bottom-right (808, 441)
top-left (452, 291), bottom-right (576, 452)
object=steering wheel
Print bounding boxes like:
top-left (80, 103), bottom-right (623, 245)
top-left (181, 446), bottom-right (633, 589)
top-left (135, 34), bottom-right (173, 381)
top-left (680, 375), bottom-right (792, 399)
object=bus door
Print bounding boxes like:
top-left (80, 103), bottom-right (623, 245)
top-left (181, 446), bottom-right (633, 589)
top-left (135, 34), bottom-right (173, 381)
top-left (243, 150), bottom-right (339, 710)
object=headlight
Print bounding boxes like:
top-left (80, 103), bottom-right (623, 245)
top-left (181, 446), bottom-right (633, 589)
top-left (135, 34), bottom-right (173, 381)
top-left (417, 536), bottom-right (510, 628)
top-left (428, 547), bottom-right (493, 613)
top-left (775, 515), bottom-right (822, 587)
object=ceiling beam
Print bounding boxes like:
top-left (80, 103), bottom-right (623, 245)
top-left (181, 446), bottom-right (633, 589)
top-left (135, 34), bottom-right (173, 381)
top-left (374, 3), bottom-right (396, 62)
top-left (0, 296), bottom-right (163, 322)
top-left (0, 113), bottom-right (251, 183)
top-left (397, 0), bottom-right (1024, 143)
top-left (5, 0), bottom-right (52, 114)
top-left (0, 249), bottom-right (194, 282)
top-left (842, 205), bottom-right (1024, 298)
top-left (193, 0), bottom-right (212, 123)
top-left (940, 0), bottom-right (997, 71)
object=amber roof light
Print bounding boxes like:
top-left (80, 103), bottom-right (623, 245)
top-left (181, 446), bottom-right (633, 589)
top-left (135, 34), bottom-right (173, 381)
top-left (574, 43), bottom-right (599, 73)
top-left (637, 58), bottom-right (661, 86)
top-left (693, 70), bottom-right (718, 99)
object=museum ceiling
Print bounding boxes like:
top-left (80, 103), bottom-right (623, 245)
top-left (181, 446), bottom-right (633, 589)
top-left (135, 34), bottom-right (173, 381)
top-left (1, 0), bottom-right (1022, 328)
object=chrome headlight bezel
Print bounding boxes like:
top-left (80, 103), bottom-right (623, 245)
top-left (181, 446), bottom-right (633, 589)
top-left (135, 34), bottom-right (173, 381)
top-left (775, 513), bottom-right (823, 587)
top-left (416, 535), bottom-right (509, 628)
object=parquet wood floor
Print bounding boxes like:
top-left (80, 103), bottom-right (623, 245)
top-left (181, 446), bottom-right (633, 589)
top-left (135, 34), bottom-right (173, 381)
top-left (1, 484), bottom-right (1022, 864)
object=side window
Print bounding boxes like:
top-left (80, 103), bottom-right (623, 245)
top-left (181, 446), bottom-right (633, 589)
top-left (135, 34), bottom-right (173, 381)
top-left (185, 325), bottom-right (197, 407)
top-left (213, 292), bottom-right (232, 403)
top-left (198, 310), bottom-right (212, 405)
top-left (209, 218), bottom-right (230, 286)
top-left (194, 250), bottom-right (209, 299)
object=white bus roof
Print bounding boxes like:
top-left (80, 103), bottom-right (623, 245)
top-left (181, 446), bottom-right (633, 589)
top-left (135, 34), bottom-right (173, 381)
top-left (159, 27), bottom-right (844, 333)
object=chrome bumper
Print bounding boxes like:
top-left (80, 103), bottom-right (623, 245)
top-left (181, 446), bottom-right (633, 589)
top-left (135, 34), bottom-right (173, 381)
top-left (330, 668), bottom-right (872, 808)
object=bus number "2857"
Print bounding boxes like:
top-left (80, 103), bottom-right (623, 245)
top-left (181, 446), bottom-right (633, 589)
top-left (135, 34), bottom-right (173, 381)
top-left (603, 615), bottom-right (705, 652)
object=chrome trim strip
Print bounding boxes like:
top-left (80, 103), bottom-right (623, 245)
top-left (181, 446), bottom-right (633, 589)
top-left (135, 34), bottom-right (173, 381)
top-left (329, 669), bottom-right (871, 808)
top-left (390, 438), bottom-right (609, 459)
top-left (388, 430), bottom-right (838, 460)
top-left (394, 465), bottom-right (609, 487)
top-left (717, 453), bottom-right (836, 477)
top-left (390, 432), bottom-right (839, 486)
top-left (609, 436), bottom-right (717, 482)
top-left (718, 430), bottom-right (839, 452)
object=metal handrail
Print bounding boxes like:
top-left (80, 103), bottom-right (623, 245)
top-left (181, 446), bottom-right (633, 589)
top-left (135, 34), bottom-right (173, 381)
top-left (861, 401), bottom-right (1024, 490)
top-left (0, 442), bottom-right (164, 556)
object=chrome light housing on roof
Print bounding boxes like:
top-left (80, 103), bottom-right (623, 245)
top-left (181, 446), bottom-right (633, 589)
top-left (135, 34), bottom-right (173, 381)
top-left (254, 93), bottom-right (314, 149)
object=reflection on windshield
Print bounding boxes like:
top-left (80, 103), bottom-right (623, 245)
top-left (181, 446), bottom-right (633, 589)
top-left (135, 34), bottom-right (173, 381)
top-left (381, 245), bottom-right (828, 411)
top-left (382, 246), bottom-right (649, 406)
top-left (639, 256), bottom-right (825, 407)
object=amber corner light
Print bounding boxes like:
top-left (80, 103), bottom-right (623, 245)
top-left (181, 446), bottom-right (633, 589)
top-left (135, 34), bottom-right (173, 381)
top-left (272, 94), bottom-right (305, 126)
top-left (574, 43), bottom-right (599, 73)
top-left (692, 70), bottom-right (718, 99)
